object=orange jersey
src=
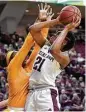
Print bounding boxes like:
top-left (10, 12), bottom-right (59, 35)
top-left (7, 28), bottom-right (49, 109)
top-left (7, 33), bottom-right (34, 108)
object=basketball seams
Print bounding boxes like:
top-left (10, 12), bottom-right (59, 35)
top-left (72, 6), bottom-right (81, 18)
top-left (62, 5), bottom-right (81, 17)
top-left (59, 10), bottom-right (77, 21)
top-left (71, 6), bottom-right (76, 12)
top-left (61, 10), bottom-right (80, 17)
top-left (60, 13), bottom-right (74, 21)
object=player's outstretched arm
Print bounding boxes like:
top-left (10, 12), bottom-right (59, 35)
top-left (50, 18), bottom-right (81, 68)
top-left (25, 3), bottom-right (51, 70)
top-left (30, 13), bottom-right (60, 47)
top-left (30, 16), bottom-right (60, 32)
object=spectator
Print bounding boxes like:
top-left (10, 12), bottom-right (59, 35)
top-left (0, 72), bottom-right (3, 77)
top-left (0, 92), bottom-right (4, 101)
top-left (0, 76), bottom-right (6, 88)
top-left (3, 44), bottom-right (9, 52)
top-left (71, 93), bottom-right (83, 111)
top-left (17, 37), bottom-right (24, 49)
top-left (3, 83), bottom-right (9, 100)
top-left (69, 48), bottom-right (77, 57)
top-left (14, 42), bottom-right (19, 50)
top-left (77, 53), bottom-right (85, 63)
top-left (79, 76), bottom-right (83, 83)
top-left (60, 89), bottom-right (72, 111)
top-left (71, 77), bottom-right (78, 88)
top-left (8, 44), bottom-right (14, 51)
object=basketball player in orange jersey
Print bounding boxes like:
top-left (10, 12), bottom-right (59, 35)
top-left (0, 3), bottom-right (53, 111)
top-left (25, 12), bottom-right (81, 111)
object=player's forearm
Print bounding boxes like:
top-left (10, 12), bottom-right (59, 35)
top-left (50, 27), bottom-right (69, 52)
top-left (30, 19), bottom-right (60, 32)
top-left (26, 43), bottom-right (40, 69)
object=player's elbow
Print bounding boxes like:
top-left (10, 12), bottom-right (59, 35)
top-left (29, 26), bottom-right (37, 38)
top-left (29, 23), bottom-right (41, 33)
top-left (29, 25), bottom-right (36, 33)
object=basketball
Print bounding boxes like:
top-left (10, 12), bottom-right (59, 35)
top-left (59, 6), bottom-right (81, 25)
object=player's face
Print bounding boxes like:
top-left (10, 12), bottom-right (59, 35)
top-left (48, 34), bottom-right (57, 44)
top-left (61, 37), bottom-right (68, 50)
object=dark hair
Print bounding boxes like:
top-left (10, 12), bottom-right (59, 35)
top-left (62, 31), bottom-right (75, 51)
top-left (0, 53), bottom-right (7, 67)
top-left (9, 51), bottom-right (17, 63)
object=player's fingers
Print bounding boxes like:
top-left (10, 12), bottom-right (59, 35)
top-left (47, 8), bottom-right (52, 16)
top-left (75, 16), bottom-right (80, 23)
top-left (38, 4), bottom-right (40, 11)
top-left (51, 13), bottom-right (54, 18)
top-left (44, 3), bottom-right (47, 9)
top-left (72, 17), bottom-right (75, 23)
top-left (41, 3), bottom-right (43, 10)
top-left (76, 20), bottom-right (81, 27)
top-left (46, 5), bottom-right (51, 12)
top-left (74, 17), bottom-right (81, 27)
top-left (49, 8), bottom-right (52, 15)
top-left (72, 18), bottom-right (80, 28)
top-left (72, 16), bottom-right (79, 27)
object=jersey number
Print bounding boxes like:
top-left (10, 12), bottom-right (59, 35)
top-left (33, 56), bottom-right (45, 72)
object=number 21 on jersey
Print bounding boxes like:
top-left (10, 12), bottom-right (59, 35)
top-left (33, 56), bottom-right (45, 72)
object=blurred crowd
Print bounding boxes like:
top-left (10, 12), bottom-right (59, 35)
top-left (0, 25), bottom-right (85, 111)
top-left (0, 33), bottom-right (24, 53)
top-left (56, 70), bottom-right (85, 111)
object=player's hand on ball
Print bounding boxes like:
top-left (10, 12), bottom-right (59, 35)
top-left (38, 3), bottom-right (51, 21)
top-left (65, 16), bottom-right (81, 31)
top-left (74, 15), bottom-right (81, 27)
top-left (56, 13), bottom-right (62, 25)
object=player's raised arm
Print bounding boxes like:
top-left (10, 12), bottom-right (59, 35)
top-left (50, 18), bottom-right (81, 68)
top-left (30, 9), bottom-right (61, 47)
top-left (25, 3), bottom-right (50, 70)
